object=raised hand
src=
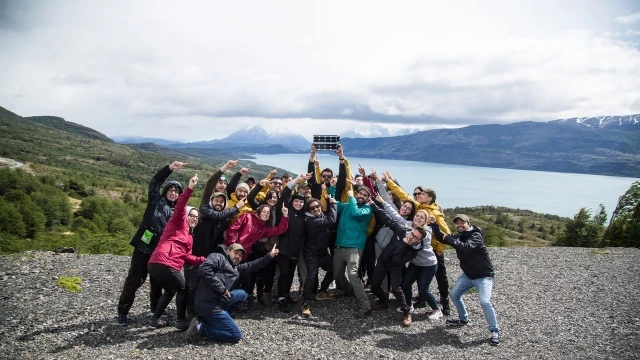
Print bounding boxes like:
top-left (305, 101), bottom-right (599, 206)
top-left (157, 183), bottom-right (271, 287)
top-left (259, 179), bottom-right (267, 187)
top-left (188, 174), bottom-right (199, 189)
top-left (358, 163), bottom-right (366, 177)
top-left (383, 170), bottom-right (394, 183)
top-left (347, 189), bottom-right (354, 198)
top-left (269, 243), bottom-right (279, 258)
top-left (268, 168), bottom-right (278, 179)
top-left (221, 159), bottom-right (239, 172)
top-left (375, 194), bottom-right (385, 203)
top-left (335, 144), bottom-right (344, 159)
top-left (310, 144), bottom-right (316, 160)
top-left (370, 169), bottom-right (379, 181)
top-left (169, 161), bottom-right (187, 171)
top-left (240, 166), bottom-right (251, 175)
top-left (281, 202), bottom-right (289, 217)
top-left (236, 199), bottom-right (245, 209)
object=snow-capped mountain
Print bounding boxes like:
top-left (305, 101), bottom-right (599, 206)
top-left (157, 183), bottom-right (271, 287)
top-left (169, 126), bottom-right (310, 150)
top-left (549, 114), bottom-right (640, 129)
top-left (341, 125), bottom-right (423, 138)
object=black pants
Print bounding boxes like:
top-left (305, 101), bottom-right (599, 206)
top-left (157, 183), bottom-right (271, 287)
top-left (435, 252), bottom-right (450, 299)
top-left (244, 245), bottom-right (276, 296)
top-left (303, 252), bottom-right (333, 303)
top-left (370, 261), bottom-right (406, 308)
top-left (276, 255), bottom-right (298, 297)
top-left (147, 262), bottom-right (187, 320)
top-left (184, 265), bottom-right (199, 316)
top-left (117, 249), bottom-right (162, 315)
top-left (359, 235), bottom-right (376, 283)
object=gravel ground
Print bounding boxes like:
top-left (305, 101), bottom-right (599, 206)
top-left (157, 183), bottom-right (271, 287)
top-left (1, 247), bottom-right (639, 360)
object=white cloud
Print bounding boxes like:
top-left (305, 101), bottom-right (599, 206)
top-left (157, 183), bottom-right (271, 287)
top-left (0, 0), bottom-right (639, 141)
top-left (616, 12), bottom-right (640, 24)
top-left (626, 29), bottom-right (640, 36)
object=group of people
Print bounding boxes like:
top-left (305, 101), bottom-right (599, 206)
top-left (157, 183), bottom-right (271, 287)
top-left (115, 145), bottom-right (501, 346)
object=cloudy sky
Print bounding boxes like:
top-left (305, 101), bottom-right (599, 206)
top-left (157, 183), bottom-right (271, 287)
top-left (1, 0), bottom-right (639, 141)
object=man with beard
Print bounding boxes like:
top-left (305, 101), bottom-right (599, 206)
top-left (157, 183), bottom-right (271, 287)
top-left (184, 160), bottom-right (245, 322)
top-left (185, 243), bottom-right (279, 344)
top-left (226, 166), bottom-right (254, 223)
top-left (333, 186), bottom-right (373, 318)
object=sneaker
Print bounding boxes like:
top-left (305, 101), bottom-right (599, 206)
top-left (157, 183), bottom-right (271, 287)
top-left (371, 301), bottom-right (389, 311)
top-left (175, 319), bottom-right (189, 332)
top-left (355, 308), bottom-right (372, 319)
top-left (301, 304), bottom-right (311, 317)
top-left (427, 309), bottom-right (443, 320)
top-left (278, 299), bottom-right (291, 313)
top-left (117, 313), bottom-right (129, 325)
top-left (184, 318), bottom-right (200, 344)
top-left (285, 294), bottom-right (297, 304)
top-left (490, 331), bottom-right (501, 346)
top-left (148, 310), bottom-right (170, 319)
top-left (314, 291), bottom-right (334, 301)
top-left (446, 317), bottom-right (469, 326)
top-left (396, 306), bottom-right (414, 314)
top-left (148, 317), bottom-right (167, 328)
top-left (441, 298), bottom-right (451, 316)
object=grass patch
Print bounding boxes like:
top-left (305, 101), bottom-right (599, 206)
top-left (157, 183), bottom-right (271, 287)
top-left (56, 276), bottom-right (82, 292)
top-left (589, 249), bottom-right (611, 255)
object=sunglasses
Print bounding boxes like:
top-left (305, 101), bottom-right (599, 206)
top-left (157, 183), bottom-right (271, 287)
top-left (321, 174), bottom-right (332, 178)
top-left (413, 192), bottom-right (425, 197)
top-left (272, 182), bottom-right (283, 186)
top-left (309, 205), bottom-right (321, 211)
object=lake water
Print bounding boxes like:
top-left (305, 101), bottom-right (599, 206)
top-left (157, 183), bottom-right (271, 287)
top-left (245, 154), bottom-right (639, 219)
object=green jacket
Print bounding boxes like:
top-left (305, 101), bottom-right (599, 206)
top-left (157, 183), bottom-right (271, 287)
top-left (335, 196), bottom-right (372, 251)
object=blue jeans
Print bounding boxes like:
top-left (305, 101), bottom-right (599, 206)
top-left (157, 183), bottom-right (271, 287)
top-left (198, 290), bottom-right (247, 343)
top-left (402, 263), bottom-right (438, 310)
top-left (450, 273), bottom-right (499, 332)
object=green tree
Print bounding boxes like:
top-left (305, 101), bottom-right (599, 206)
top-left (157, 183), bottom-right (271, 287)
top-left (602, 181), bottom-right (640, 248)
top-left (0, 197), bottom-right (26, 237)
top-left (554, 204), bottom-right (607, 247)
top-left (483, 223), bottom-right (509, 247)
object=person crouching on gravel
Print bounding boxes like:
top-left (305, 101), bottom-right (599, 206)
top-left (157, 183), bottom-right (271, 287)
top-left (185, 243), bottom-right (279, 344)
top-left (431, 214), bottom-right (501, 346)
top-left (147, 174), bottom-right (206, 330)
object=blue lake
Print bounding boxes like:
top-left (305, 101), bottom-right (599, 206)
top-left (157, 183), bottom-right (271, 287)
top-left (245, 154), bottom-right (639, 219)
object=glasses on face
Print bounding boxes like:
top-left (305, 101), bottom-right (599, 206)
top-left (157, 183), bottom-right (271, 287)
top-left (321, 174), bottom-right (332, 178)
top-left (272, 182), bottom-right (282, 186)
top-left (188, 214), bottom-right (198, 219)
top-left (413, 192), bottom-right (425, 197)
top-left (168, 188), bottom-right (180, 194)
top-left (309, 205), bottom-right (321, 211)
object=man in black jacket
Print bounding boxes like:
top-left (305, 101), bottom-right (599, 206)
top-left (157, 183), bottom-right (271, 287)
top-left (301, 196), bottom-right (337, 317)
top-left (432, 214), bottom-right (501, 346)
top-left (185, 243), bottom-right (279, 344)
top-left (183, 160), bottom-right (242, 322)
top-left (117, 161), bottom-right (185, 325)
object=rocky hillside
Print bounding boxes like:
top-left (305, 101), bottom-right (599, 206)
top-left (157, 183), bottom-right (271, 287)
top-left (1, 248), bottom-right (638, 359)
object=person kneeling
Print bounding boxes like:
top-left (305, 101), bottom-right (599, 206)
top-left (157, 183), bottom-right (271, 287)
top-left (185, 243), bottom-right (278, 344)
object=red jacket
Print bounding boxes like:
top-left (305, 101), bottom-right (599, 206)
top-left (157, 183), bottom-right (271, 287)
top-left (149, 187), bottom-right (205, 270)
top-left (224, 212), bottom-right (289, 259)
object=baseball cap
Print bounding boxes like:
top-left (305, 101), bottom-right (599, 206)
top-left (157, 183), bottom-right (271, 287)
top-left (228, 243), bottom-right (246, 254)
top-left (453, 214), bottom-right (470, 223)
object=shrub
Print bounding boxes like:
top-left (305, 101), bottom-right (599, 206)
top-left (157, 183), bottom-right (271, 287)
top-left (56, 276), bottom-right (82, 292)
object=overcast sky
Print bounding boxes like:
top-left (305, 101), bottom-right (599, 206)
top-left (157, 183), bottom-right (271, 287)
top-left (1, 0), bottom-right (639, 141)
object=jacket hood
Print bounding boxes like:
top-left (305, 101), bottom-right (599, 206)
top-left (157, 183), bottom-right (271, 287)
top-left (461, 225), bottom-right (484, 237)
top-left (161, 180), bottom-right (183, 199)
top-left (209, 192), bottom-right (228, 210)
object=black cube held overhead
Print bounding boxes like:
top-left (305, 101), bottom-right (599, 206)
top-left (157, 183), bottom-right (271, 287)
top-left (313, 135), bottom-right (341, 151)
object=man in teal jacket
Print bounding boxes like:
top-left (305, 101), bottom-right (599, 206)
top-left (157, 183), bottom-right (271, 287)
top-left (333, 187), bottom-right (373, 318)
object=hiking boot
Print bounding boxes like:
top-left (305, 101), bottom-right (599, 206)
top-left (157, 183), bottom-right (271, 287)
top-left (175, 319), bottom-right (189, 332)
top-left (149, 317), bottom-right (167, 328)
top-left (314, 291), bottom-right (334, 301)
top-left (402, 312), bottom-right (412, 327)
top-left (278, 298), bottom-right (291, 313)
top-left (371, 301), bottom-right (389, 311)
top-left (184, 318), bottom-right (200, 344)
top-left (396, 305), bottom-right (414, 314)
top-left (440, 298), bottom-right (451, 316)
top-left (413, 297), bottom-right (427, 309)
top-left (490, 331), bottom-right (501, 346)
top-left (301, 304), bottom-right (311, 317)
top-left (427, 309), bottom-right (443, 320)
top-left (285, 294), bottom-right (297, 304)
top-left (259, 292), bottom-right (272, 305)
top-left (446, 317), bottom-right (469, 326)
top-left (117, 313), bottom-right (129, 325)
top-left (355, 308), bottom-right (372, 319)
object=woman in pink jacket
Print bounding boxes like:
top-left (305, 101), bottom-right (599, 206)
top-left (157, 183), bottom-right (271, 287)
top-left (224, 203), bottom-right (289, 260)
top-left (148, 174), bottom-right (205, 329)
